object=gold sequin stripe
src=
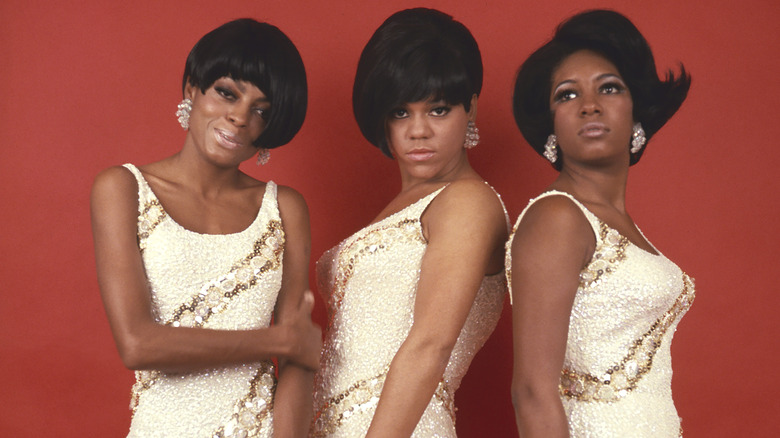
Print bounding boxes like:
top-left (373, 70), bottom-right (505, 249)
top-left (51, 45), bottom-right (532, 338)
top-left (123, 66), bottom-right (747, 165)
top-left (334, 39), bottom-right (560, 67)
top-left (137, 199), bottom-right (168, 252)
top-left (213, 361), bottom-right (277, 438)
top-left (560, 274), bottom-right (695, 402)
top-left (328, 218), bottom-right (423, 327)
top-left (130, 369), bottom-right (160, 411)
top-left (130, 220), bottom-right (283, 414)
top-left (311, 367), bottom-right (455, 437)
top-left (578, 221), bottom-right (629, 289)
top-left (168, 220), bottom-right (284, 328)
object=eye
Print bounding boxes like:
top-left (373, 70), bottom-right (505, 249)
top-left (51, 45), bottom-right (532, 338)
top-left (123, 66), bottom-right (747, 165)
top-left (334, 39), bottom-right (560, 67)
top-left (390, 108), bottom-right (409, 119)
top-left (553, 88), bottom-right (577, 103)
top-left (429, 106), bottom-right (451, 117)
top-left (215, 86), bottom-right (235, 100)
top-left (600, 81), bottom-right (626, 94)
top-left (253, 107), bottom-right (270, 121)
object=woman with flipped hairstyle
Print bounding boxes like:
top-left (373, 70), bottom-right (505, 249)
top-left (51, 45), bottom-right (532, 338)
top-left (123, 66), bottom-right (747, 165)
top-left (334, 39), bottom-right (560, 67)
top-left (311, 8), bottom-right (508, 437)
top-left (507, 9), bottom-right (694, 437)
top-left (91, 19), bottom-right (321, 437)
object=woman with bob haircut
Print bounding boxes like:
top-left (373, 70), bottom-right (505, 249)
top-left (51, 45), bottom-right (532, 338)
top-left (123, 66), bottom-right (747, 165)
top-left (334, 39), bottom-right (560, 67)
top-left (311, 8), bottom-right (508, 437)
top-left (91, 19), bottom-right (320, 437)
top-left (506, 9), bottom-right (694, 437)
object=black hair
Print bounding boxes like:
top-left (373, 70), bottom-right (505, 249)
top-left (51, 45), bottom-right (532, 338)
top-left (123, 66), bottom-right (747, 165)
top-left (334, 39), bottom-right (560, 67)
top-left (513, 9), bottom-right (691, 168)
top-left (183, 18), bottom-right (307, 149)
top-left (353, 8), bottom-right (483, 157)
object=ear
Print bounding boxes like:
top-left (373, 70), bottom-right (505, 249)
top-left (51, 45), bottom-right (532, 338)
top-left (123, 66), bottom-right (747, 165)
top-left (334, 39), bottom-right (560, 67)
top-left (184, 79), bottom-right (197, 101)
top-left (468, 94), bottom-right (478, 121)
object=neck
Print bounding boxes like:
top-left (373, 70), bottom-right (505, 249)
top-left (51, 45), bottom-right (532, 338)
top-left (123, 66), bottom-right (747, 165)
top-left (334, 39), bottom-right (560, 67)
top-left (398, 152), bottom-right (478, 193)
top-left (552, 160), bottom-right (629, 213)
top-left (166, 147), bottom-right (245, 198)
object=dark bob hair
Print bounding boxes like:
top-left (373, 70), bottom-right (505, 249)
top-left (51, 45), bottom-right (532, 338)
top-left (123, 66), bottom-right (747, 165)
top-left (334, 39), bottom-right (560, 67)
top-left (183, 18), bottom-right (307, 149)
top-left (353, 8), bottom-right (483, 158)
top-left (513, 9), bottom-right (691, 168)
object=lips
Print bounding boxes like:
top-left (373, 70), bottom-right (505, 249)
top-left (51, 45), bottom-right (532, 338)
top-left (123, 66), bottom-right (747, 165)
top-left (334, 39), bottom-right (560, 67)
top-left (215, 128), bottom-right (244, 149)
top-left (578, 122), bottom-right (609, 138)
top-left (406, 148), bottom-right (435, 161)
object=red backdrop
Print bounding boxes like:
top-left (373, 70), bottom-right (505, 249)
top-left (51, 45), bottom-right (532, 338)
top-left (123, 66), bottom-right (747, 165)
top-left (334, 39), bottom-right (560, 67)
top-left (1, 0), bottom-right (778, 436)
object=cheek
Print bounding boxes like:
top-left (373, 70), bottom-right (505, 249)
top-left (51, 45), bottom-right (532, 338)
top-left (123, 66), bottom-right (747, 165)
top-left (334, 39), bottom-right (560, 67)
top-left (385, 122), bottom-right (403, 146)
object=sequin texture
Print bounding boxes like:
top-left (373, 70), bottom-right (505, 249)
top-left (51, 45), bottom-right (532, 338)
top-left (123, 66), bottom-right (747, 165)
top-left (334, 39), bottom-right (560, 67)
top-left (313, 186), bottom-right (507, 437)
top-left (505, 191), bottom-right (695, 437)
top-left (123, 164), bottom-right (283, 438)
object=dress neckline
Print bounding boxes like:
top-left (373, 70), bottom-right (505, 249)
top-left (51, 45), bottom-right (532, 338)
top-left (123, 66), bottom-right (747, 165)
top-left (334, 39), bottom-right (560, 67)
top-left (539, 190), bottom-right (662, 258)
top-left (126, 163), bottom-right (271, 237)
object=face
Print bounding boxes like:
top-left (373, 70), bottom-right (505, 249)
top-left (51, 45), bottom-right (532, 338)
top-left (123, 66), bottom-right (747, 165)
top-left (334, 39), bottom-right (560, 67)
top-left (184, 77), bottom-right (270, 166)
top-left (385, 95), bottom-right (475, 182)
top-left (550, 50), bottom-right (634, 167)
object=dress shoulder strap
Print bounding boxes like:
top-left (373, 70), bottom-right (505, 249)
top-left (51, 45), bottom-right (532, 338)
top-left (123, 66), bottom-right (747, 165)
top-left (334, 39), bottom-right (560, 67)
top-left (402, 184), bottom-right (450, 220)
top-left (505, 190), bottom-right (600, 305)
top-left (511, 190), bottom-right (601, 241)
top-left (122, 163), bottom-right (159, 214)
top-left (483, 182), bottom-right (511, 233)
top-left (259, 180), bottom-right (281, 221)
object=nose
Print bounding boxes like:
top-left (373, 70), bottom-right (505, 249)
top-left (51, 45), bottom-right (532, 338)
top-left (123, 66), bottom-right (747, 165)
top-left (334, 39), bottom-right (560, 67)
top-left (227, 104), bottom-right (250, 127)
top-left (579, 92), bottom-right (602, 116)
top-left (408, 114), bottom-right (433, 139)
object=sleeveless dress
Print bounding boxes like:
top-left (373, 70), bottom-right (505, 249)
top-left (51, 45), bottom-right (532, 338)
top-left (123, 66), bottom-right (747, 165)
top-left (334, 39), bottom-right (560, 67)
top-left (311, 184), bottom-right (508, 437)
top-left (123, 164), bottom-right (284, 438)
top-left (505, 191), bottom-right (695, 437)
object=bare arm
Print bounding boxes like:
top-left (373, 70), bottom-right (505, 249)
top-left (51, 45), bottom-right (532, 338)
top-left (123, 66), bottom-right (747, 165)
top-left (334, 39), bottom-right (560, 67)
top-left (271, 186), bottom-right (321, 438)
top-left (91, 166), bottom-right (317, 372)
top-left (510, 196), bottom-right (594, 438)
top-left (366, 181), bottom-right (508, 437)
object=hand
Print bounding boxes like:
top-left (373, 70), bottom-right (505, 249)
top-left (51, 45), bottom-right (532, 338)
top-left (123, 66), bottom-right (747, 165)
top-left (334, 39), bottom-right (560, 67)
top-left (283, 291), bottom-right (322, 370)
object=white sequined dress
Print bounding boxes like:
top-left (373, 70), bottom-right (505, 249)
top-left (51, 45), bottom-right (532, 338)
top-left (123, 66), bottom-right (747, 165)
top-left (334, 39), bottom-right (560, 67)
top-left (123, 164), bottom-right (284, 438)
top-left (311, 185), bottom-right (507, 437)
top-left (505, 191), bottom-right (694, 437)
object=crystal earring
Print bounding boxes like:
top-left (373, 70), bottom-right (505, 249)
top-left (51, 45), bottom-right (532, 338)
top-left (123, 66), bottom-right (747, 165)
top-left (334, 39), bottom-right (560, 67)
top-left (543, 134), bottom-right (558, 163)
top-left (176, 98), bottom-right (192, 130)
top-left (631, 123), bottom-right (646, 154)
top-left (464, 121), bottom-right (480, 149)
top-left (256, 148), bottom-right (270, 166)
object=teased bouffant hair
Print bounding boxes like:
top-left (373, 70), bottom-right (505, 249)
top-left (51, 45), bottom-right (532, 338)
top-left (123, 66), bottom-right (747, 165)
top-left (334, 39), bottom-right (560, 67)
top-left (513, 9), bottom-right (691, 168)
top-left (183, 18), bottom-right (307, 149)
top-left (353, 8), bottom-right (483, 157)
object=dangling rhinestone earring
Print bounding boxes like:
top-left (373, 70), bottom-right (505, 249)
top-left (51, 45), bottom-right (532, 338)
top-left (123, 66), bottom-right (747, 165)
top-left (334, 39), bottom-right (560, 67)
top-left (176, 98), bottom-right (192, 130)
top-left (256, 148), bottom-right (270, 166)
top-left (543, 134), bottom-right (558, 163)
top-left (464, 121), bottom-right (480, 149)
top-left (631, 123), bottom-right (646, 154)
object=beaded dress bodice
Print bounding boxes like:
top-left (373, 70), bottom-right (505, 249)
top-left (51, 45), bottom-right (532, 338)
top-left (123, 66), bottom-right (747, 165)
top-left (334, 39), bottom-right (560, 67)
top-left (505, 191), bottom-right (694, 437)
top-left (123, 164), bottom-right (284, 438)
top-left (312, 185), bottom-right (507, 437)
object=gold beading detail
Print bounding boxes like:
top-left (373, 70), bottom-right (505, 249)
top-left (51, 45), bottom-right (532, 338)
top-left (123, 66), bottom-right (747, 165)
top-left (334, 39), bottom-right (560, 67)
top-left (130, 220), bottom-right (284, 413)
top-left (137, 199), bottom-right (167, 252)
top-left (311, 367), bottom-right (454, 437)
top-left (168, 220), bottom-right (284, 328)
top-left (579, 221), bottom-right (629, 288)
top-left (213, 361), bottom-right (277, 438)
top-left (560, 273), bottom-right (695, 402)
top-left (328, 219), bottom-right (423, 327)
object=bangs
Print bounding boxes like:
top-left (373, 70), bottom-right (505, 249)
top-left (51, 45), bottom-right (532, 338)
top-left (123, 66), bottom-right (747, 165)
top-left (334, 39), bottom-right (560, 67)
top-left (188, 43), bottom-right (273, 100)
top-left (386, 44), bottom-right (473, 111)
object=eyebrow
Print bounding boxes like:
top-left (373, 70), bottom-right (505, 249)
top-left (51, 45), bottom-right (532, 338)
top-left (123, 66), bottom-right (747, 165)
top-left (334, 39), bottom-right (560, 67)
top-left (552, 73), bottom-right (624, 94)
top-left (222, 78), bottom-right (270, 103)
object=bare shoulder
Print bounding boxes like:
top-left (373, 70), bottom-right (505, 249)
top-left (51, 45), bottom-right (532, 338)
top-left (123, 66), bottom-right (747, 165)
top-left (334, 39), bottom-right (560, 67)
top-left (276, 184), bottom-right (309, 217)
top-left (91, 165), bottom-right (138, 207)
top-left (429, 179), bottom-right (504, 221)
top-left (520, 194), bottom-right (591, 231)
top-left (512, 194), bottom-right (594, 260)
